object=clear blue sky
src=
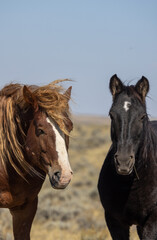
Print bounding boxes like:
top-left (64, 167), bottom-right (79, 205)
top-left (0, 0), bottom-right (157, 116)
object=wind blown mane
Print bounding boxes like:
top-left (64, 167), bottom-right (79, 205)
top-left (0, 79), bottom-right (72, 178)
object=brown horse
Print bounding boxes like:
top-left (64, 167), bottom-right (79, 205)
top-left (0, 80), bottom-right (73, 240)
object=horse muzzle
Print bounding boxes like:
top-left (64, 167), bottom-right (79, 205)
top-left (48, 167), bottom-right (73, 189)
top-left (114, 153), bottom-right (135, 176)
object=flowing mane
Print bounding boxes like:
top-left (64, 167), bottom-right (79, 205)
top-left (0, 79), bottom-right (72, 177)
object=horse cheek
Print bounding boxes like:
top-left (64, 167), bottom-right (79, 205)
top-left (39, 137), bottom-right (47, 154)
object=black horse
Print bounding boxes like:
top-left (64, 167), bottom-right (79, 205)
top-left (98, 75), bottom-right (157, 240)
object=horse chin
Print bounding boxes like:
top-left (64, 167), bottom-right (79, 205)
top-left (116, 167), bottom-right (133, 176)
top-left (51, 182), bottom-right (70, 189)
top-left (49, 177), bottom-right (71, 189)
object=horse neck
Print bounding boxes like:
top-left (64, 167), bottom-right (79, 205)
top-left (138, 120), bottom-right (157, 169)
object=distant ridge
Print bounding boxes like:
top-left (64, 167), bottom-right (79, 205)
top-left (71, 114), bottom-right (111, 125)
top-left (72, 114), bottom-right (157, 125)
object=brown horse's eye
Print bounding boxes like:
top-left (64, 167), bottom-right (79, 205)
top-left (37, 129), bottom-right (45, 136)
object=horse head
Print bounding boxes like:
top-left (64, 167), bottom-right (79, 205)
top-left (23, 85), bottom-right (73, 189)
top-left (109, 74), bottom-right (149, 175)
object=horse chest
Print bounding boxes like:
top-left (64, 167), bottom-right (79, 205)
top-left (116, 178), bottom-right (157, 225)
top-left (127, 176), bottom-right (157, 218)
top-left (123, 187), bottom-right (147, 225)
top-left (0, 175), bottom-right (44, 208)
top-left (99, 167), bottom-right (148, 225)
top-left (98, 168), bottom-right (133, 215)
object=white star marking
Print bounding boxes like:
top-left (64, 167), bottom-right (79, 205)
top-left (123, 101), bottom-right (131, 112)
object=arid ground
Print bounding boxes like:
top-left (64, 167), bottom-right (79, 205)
top-left (0, 115), bottom-right (139, 240)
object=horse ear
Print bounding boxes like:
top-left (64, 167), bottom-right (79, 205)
top-left (23, 86), bottom-right (38, 111)
top-left (64, 86), bottom-right (72, 101)
top-left (109, 74), bottom-right (124, 98)
top-left (135, 76), bottom-right (149, 101)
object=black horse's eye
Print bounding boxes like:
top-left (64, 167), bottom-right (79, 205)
top-left (140, 114), bottom-right (147, 121)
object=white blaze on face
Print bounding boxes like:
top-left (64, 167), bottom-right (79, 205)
top-left (46, 118), bottom-right (72, 175)
top-left (123, 101), bottom-right (131, 112)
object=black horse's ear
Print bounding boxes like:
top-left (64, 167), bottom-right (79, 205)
top-left (64, 86), bottom-right (72, 101)
top-left (135, 76), bottom-right (149, 101)
top-left (23, 86), bottom-right (38, 111)
top-left (109, 74), bottom-right (124, 98)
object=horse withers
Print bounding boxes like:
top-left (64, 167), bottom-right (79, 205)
top-left (0, 80), bottom-right (73, 240)
top-left (98, 75), bottom-right (157, 240)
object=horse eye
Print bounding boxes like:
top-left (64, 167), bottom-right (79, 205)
top-left (140, 114), bottom-right (147, 121)
top-left (37, 129), bottom-right (45, 135)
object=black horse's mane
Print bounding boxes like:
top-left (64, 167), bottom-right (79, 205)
top-left (141, 120), bottom-right (157, 162)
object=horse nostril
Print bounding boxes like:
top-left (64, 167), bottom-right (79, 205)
top-left (54, 171), bottom-right (61, 181)
top-left (130, 155), bottom-right (134, 160)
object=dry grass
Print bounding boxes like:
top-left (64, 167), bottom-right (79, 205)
top-left (0, 115), bottom-right (139, 239)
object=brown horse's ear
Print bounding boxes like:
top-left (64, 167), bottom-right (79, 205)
top-left (135, 76), bottom-right (149, 101)
top-left (23, 86), bottom-right (38, 111)
top-left (109, 74), bottom-right (124, 98)
top-left (64, 86), bottom-right (72, 101)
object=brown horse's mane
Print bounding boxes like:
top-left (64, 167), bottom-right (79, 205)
top-left (0, 79), bottom-right (72, 178)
